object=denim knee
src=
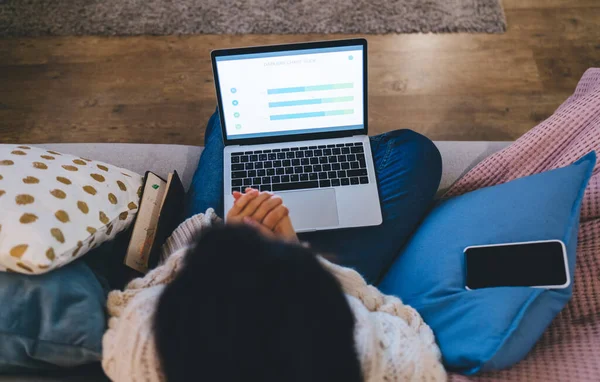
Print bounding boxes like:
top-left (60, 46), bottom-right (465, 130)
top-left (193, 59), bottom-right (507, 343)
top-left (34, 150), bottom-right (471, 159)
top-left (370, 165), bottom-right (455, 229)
top-left (375, 129), bottom-right (442, 179)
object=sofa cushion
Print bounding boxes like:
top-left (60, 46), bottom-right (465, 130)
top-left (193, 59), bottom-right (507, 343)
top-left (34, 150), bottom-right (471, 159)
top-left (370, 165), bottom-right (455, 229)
top-left (34, 142), bottom-right (510, 195)
top-left (0, 260), bottom-right (106, 373)
top-left (0, 145), bottom-right (142, 274)
top-left (379, 151), bottom-right (596, 374)
top-left (36, 143), bottom-right (204, 192)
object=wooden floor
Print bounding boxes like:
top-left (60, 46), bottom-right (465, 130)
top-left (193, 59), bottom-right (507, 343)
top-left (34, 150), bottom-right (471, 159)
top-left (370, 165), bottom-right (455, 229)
top-left (1, 0), bottom-right (600, 145)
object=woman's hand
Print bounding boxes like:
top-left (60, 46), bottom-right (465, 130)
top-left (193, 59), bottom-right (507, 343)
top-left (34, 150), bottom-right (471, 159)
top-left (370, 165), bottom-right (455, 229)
top-left (227, 188), bottom-right (298, 243)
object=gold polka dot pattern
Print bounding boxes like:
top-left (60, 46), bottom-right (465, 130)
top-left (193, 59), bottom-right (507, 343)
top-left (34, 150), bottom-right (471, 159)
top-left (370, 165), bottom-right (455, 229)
top-left (99, 211), bottom-right (109, 224)
top-left (50, 189), bottom-right (67, 199)
top-left (62, 165), bottom-right (78, 171)
top-left (19, 213), bottom-right (38, 224)
top-left (91, 173), bottom-right (105, 182)
top-left (10, 244), bottom-right (28, 258)
top-left (56, 176), bottom-right (72, 185)
top-left (83, 185), bottom-right (97, 195)
top-left (17, 262), bottom-right (33, 273)
top-left (15, 194), bottom-right (34, 205)
top-left (0, 145), bottom-right (142, 275)
top-left (55, 210), bottom-right (70, 223)
top-left (23, 176), bottom-right (40, 184)
top-left (50, 228), bottom-right (65, 243)
top-left (77, 201), bottom-right (89, 214)
top-left (72, 241), bottom-right (83, 257)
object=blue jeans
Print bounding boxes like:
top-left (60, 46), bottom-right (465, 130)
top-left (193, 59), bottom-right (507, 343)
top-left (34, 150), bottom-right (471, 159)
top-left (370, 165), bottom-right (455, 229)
top-left (185, 111), bottom-right (442, 284)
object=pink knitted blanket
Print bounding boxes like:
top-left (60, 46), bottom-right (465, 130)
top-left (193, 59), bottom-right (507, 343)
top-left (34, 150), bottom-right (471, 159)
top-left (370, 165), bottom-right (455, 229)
top-left (447, 68), bottom-right (600, 382)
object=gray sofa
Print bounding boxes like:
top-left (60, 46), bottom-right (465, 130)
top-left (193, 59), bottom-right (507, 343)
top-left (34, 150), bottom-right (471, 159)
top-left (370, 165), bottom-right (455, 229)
top-left (36, 141), bottom-right (510, 195)
top-left (0, 141), bottom-right (510, 381)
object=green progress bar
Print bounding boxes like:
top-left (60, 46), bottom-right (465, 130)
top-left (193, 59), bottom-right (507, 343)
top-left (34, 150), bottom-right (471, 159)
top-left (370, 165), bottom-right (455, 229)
top-left (270, 109), bottom-right (354, 121)
top-left (267, 83), bottom-right (354, 95)
top-left (269, 96), bottom-right (354, 108)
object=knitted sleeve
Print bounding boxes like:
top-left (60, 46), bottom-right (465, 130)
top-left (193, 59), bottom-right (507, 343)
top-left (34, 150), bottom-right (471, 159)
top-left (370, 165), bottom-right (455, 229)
top-left (318, 258), bottom-right (404, 312)
top-left (103, 210), bottom-right (218, 381)
top-left (106, 209), bottom-right (218, 318)
top-left (318, 257), bottom-right (443, 358)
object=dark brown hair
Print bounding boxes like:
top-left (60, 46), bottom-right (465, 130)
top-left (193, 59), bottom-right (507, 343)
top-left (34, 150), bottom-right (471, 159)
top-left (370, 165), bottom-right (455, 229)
top-left (154, 224), bottom-right (362, 382)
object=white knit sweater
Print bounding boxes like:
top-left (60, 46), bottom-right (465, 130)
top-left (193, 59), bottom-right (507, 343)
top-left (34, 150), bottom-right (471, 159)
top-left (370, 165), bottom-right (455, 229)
top-left (102, 210), bottom-right (446, 381)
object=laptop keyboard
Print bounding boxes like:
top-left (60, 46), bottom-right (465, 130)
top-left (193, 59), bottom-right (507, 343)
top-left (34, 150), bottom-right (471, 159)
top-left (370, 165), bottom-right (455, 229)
top-left (230, 142), bottom-right (369, 193)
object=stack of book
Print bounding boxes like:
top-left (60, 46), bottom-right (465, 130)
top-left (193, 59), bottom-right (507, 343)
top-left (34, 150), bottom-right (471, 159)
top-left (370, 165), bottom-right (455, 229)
top-left (124, 171), bottom-right (185, 274)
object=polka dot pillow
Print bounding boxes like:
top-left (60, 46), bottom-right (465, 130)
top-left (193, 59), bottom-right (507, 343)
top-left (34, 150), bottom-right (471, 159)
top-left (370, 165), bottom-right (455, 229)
top-left (0, 145), bottom-right (143, 274)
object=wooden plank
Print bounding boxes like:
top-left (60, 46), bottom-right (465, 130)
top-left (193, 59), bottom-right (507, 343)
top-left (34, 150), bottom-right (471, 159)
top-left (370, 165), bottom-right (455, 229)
top-left (368, 92), bottom-right (569, 140)
top-left (1, 2), bottom-right (600, 144)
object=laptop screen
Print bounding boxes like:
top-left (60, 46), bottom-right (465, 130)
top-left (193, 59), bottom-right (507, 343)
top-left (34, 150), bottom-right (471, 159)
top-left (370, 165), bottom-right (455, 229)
top-left (214, 44), bottom-right (365, 141)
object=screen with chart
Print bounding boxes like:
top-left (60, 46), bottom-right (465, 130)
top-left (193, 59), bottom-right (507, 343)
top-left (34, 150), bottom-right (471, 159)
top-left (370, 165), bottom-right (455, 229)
top-left (214, 45), bottom-right (364, 140)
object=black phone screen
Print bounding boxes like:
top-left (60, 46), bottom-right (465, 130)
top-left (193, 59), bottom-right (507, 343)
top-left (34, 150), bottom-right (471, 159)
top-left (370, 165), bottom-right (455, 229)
top-left (464, 241), bottom-right (568, 289)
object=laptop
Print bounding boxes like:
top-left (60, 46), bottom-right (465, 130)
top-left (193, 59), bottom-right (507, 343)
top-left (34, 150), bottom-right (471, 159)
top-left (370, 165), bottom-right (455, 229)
top-left (211, 39), bottom-right (382, 232)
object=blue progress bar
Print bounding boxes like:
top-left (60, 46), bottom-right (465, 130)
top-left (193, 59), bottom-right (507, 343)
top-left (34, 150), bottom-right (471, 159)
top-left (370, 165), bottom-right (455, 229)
top-left (270, 109), bottom-right (354, 121)
top-left (269, 96), bottom-right (354, 108)
top-left (267, 83), bottom-right (354, 95)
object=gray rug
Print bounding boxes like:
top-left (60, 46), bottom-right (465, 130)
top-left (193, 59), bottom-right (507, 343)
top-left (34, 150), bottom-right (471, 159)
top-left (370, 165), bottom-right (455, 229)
top-left (0, 0), bottom-right (506, 37)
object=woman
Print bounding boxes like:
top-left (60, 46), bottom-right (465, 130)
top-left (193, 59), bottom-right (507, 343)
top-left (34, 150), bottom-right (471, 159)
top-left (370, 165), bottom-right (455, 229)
top-left (102, 111), bottom-right (446, 381)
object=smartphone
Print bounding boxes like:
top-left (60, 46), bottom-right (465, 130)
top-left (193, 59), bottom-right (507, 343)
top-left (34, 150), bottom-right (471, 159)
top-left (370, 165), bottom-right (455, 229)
top-left (464, 240), bottom-right (569, 290)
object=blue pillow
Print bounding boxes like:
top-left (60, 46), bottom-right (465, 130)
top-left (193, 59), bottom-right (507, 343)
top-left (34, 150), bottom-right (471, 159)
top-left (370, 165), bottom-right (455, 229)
top-left (379, 151), bottom-right (596, 374)
top-left (0, 260), bottom-right (106, 373)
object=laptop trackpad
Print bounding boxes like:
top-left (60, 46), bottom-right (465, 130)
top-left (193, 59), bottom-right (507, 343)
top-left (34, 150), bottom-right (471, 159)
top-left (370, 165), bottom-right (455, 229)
top-left (283, 189), bottom-right (339, 232)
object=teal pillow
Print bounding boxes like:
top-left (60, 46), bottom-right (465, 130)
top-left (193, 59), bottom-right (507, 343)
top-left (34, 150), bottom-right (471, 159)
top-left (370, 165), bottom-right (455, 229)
top-left (0, 260), bottom-right (106, 373)
top-left (379, 152), bottom-right (596, 374)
